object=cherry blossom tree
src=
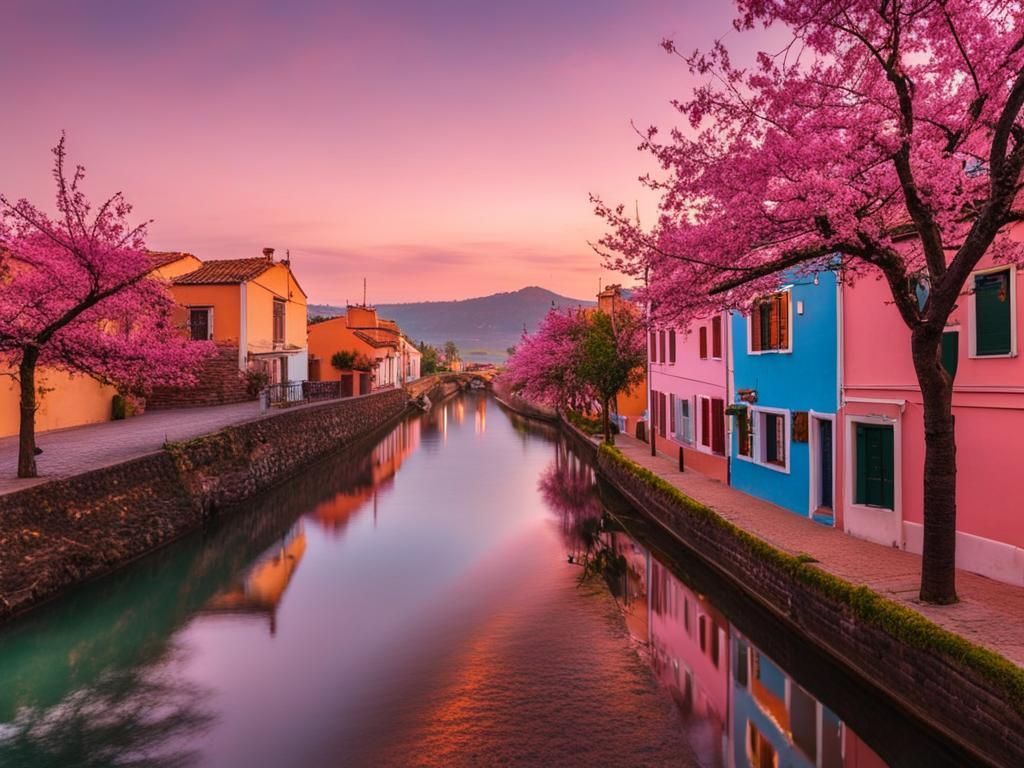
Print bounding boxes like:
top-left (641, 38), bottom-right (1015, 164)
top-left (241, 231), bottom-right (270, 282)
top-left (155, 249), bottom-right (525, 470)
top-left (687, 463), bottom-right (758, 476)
top-left (0, 138), bottom-right (213, 478)
top-left (596, 0), bottom-right (1024, 603)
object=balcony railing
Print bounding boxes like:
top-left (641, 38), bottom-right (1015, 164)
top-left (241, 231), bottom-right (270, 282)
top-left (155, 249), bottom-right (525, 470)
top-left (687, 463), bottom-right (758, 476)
top-left (261, 380), bottom-right (344, 410)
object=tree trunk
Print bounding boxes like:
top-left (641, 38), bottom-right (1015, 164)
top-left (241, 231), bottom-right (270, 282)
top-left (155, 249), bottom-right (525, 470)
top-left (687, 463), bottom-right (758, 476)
top-left (18, 346), bottom-right (40, 479)
top-left (602, 397), bottom-right (613, 445)
top-left (911, 327), bottom-right (957, 604)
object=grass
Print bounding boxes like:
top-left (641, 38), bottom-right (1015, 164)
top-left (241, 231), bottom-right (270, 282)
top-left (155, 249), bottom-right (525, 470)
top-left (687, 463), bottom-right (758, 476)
top-left (598, 442), bottom-right (1024, 708)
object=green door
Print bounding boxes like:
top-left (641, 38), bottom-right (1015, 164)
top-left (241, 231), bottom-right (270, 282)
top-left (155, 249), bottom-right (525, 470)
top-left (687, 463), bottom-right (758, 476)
top-left (856, 424), bottom-right (894, 509)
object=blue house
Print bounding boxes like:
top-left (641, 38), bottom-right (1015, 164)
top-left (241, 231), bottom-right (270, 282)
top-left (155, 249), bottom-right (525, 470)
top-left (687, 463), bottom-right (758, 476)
top-left (729, 269), bottom-right (839, 523)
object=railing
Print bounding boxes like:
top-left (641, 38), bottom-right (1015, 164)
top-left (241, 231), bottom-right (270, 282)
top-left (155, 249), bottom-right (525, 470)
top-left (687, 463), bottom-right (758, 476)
top-left (261, 380), bottom-right (343, 410)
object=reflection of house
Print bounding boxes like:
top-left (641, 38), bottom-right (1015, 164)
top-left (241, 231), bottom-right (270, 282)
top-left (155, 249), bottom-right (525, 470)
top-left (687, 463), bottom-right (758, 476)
top-left (203, 529), bottom-right (307, 635)
top-left (309, 420), bottom-right (420, 533)
top-left (308, 305), bottom-right (419, 394)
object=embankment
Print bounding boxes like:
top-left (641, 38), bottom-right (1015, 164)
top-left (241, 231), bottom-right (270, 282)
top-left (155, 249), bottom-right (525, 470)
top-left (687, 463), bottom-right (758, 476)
top-left (0, 388), bottom-right (408, 624)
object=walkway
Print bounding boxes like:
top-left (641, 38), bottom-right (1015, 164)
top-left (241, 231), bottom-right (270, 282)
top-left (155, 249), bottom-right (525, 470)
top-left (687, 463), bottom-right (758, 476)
top-left (0, 402), bottom-right (263, 495)
top-left (613, 433), bottom-right (1024, 667)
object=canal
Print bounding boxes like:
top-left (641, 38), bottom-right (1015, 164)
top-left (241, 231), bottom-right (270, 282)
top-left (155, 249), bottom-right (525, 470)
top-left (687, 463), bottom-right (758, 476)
top-left (0, 393), bottom-right (974, 767)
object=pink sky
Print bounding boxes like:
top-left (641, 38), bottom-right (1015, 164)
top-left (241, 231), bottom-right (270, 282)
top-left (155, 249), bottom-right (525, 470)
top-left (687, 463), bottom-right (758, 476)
top-left (2, 1), bottom-right (749, 304)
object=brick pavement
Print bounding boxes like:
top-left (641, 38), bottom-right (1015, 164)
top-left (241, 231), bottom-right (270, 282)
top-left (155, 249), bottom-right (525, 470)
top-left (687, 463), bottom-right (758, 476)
top-left (613, 433), bottom-right (1024, 667)
top-left (0, 402), bottom-right (263, 495)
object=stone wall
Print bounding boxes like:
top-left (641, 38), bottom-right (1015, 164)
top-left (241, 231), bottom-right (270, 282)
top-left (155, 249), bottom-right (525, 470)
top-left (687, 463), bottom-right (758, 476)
top-left (0, 388), bottom-right (409, 624)
top-left (594, 446), bottom-right (1021, 768)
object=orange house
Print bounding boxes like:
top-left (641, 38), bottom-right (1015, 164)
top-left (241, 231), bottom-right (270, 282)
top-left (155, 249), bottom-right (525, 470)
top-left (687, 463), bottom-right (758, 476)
top-left (169, 248), bottom-right (309, 384)
top-left (595, 284), bottom-right (647, 434)
top-left (0, 251), bottom-right (202, 437)
top-left (307, 305), bottom-right (407, 394)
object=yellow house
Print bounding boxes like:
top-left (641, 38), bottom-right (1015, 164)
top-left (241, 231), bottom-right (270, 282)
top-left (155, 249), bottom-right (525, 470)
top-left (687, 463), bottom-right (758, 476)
top-left (0, 251), bottom-right (203, 438)
top-left (169, 248), bottom-right (309, 383)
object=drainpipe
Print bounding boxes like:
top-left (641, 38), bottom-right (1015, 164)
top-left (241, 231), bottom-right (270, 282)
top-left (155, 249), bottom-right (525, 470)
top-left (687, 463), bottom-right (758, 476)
top-left (238, 283), bottom-right (248, 371)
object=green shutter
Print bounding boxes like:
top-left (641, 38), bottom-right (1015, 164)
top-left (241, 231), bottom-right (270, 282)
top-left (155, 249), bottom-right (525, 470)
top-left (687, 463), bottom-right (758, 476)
top-left (942, 331), bottom-right (959, 379)
top-left (975, 270), bottom-right (1012, 356)
top-left (856, 424), bottom-right (895, 509)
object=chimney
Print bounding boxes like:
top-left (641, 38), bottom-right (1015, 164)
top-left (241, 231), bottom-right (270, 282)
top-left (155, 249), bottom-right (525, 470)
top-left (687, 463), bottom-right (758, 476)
top-left (262, 247), bottom-right (275, 262)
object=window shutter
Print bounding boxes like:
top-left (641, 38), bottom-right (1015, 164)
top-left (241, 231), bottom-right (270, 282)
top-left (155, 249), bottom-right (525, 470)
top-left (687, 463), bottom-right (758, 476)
top-left (650, 390), bottom-right (658, 429)
top-left (660, 392), bottom-right (667, 438)
top-left (975, 270), bottom-right (1012, 356)
top-left (751, 307), bottom-right (761, 352)
top-left (855, 424), bottom-right (867, 504)
top-left (777, 293), bottom-right (789, 350)
top-left (881, 425), bottom-right (895, 509)
top-left (699, 327), bottom-right (708, 359)
top-left (701, 399), bottom-right (711, 446)
top-left (711, 398), bottom-right (725, 454)
top-left (650, 331), bottom-right (657, 362)
top-left (660, 331), bottom-right (667, 363)
top-left (712, 316), bottom-right (722, 358)
top-left (669, 330), bottom-right (677, 363)
top-left (942, 331), bottom-right (959, 379)
top-left (792, 411), bottom-right (809, 443)
top-left (669, 394), bottom-right (676, 434)
top-left (737, 409), bottom-right (750, 456)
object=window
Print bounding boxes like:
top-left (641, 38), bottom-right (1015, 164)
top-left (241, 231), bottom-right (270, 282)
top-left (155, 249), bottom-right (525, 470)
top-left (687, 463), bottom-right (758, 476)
top-left (972, 267), bottom-right (1013, 356)
top-left (677, 398), bottom-right (693, 444)
top-left (650, 331), bottom-right (657, 362)
top-left (855, 423), bottom-right (895, 509)
top-left (750, 291), bottom-right (790, 352)
top-left (711, 316), bottom-right (723, 358)
top-left (659, 330), bottom-right (667, 363)
top-left (711, 398), bottom-right (725, 455)
top-left (699, 326), bottom-right (708, 359)
top-left (763, 412), bottom-right (786, 466)
top-left (942, 330), bottom-right (959, 379)
top-left (273, 299), bottom-right (286, 344)
top-left (736, 407), bottom-right (753, 457)
top-left (668, 330), bottom-right (677, 363)
top-left (187, 307), bottom-right (212, 341)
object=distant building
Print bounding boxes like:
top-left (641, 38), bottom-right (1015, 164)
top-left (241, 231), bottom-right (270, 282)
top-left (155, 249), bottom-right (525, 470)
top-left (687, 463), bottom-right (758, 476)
top-left (595, 284), bottom-right (647, 435)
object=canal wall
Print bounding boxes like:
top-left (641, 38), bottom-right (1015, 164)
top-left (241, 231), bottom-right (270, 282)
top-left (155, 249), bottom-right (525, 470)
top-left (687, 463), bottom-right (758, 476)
top-left (593, 441), bottom-right (1023, 768)
top-left (491, 377), bottom-right (558, 422)
top-left (0, 388), bottom-right (410, 624)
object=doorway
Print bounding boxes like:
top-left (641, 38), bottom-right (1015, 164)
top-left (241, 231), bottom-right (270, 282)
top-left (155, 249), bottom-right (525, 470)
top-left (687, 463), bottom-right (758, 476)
top-left (810, 414), bottom-right (835, 526)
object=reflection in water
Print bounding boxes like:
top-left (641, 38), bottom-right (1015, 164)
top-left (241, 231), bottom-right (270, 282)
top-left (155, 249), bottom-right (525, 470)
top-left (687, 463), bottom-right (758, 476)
top-left (0, 395), bottom-right (971, 767)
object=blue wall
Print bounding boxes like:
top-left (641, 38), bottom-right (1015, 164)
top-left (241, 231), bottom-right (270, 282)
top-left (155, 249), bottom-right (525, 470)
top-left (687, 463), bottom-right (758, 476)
top-left (730, 270), bottom-right (838, 515)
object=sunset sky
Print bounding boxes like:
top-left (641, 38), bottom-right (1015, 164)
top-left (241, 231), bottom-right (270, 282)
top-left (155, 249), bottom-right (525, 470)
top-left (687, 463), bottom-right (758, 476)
top-left (3, 1), bottom-right (756, 305)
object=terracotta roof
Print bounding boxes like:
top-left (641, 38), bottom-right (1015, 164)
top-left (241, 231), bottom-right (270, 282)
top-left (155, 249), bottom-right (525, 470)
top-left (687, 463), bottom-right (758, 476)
top-left (174, 257), bottom-right (273, 285)
top-left (148, 251), bottom-right (197, 269)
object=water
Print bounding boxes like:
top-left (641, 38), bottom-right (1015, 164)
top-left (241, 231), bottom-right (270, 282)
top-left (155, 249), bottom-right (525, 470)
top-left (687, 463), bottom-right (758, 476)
top-left (0, 393), bottom-right (972, 767)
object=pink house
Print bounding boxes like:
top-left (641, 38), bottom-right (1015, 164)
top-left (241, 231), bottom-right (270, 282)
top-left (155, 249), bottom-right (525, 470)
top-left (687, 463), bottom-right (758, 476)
top-left (649, 314), bottom-right (730, 482)
top-left (840, 220), bottom-right (1024, 586)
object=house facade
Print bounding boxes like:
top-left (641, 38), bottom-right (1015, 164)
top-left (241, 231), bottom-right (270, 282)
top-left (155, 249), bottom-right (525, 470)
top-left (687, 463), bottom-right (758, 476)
top-left (169, 248), bottom-right (309, 385)
top-left (649, 312), bottom-right (730, 482)
top-left (840, 221), bottom-right (1024, 585)
top-left (595, 285), bottom-right (647, 435)
top-left (729, 270), bottom-right (840, 523)
top-left (307, 305), bottom-right (408, 394)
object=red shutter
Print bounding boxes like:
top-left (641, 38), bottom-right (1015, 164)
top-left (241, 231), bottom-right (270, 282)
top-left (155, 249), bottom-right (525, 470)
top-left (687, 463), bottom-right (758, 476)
top-left (669, 330), bottom-right (677, 363)
top-left (711, 398), bottom-right (725, 454)
top-left (660, 331), bottom-right (667, 363)
top-left (669, 394), bottom-right (676, 434)
top-left (650, 389), bottom-right (658, 428)
top-left (712, 316), bottom-right (722, 358)
top-left (700, 399), bottom-right (711, 447)
top-left (751, 305), bottom-right (762, 352)
top-left (659, 392), bottom-right (667, 438)
top-left (650, 331), bottom-right (657, 362)
top-left (699, 326), bottom-right (708, 359)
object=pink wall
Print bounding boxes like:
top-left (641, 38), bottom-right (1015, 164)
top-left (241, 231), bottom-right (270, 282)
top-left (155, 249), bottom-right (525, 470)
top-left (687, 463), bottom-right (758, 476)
top-left (841, 223), bottom-right (1024, 584)
top-left (649, 314), bottom-right (729, 483)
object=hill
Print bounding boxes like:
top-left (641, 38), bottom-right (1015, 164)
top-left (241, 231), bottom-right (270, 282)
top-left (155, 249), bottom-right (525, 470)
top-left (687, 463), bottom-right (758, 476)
top-left (309, 287), bottom-right (597, 363)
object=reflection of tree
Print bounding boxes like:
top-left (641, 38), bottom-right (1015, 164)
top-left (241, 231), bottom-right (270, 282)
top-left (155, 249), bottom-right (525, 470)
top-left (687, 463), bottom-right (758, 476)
top-left (0, 652), bottom-right (213, 768)
top-left (538, 438), bottom-right (603, 548)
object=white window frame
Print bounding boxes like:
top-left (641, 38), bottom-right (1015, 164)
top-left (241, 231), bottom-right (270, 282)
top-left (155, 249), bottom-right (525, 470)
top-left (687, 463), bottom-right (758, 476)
top-left (844, 413), bottom-right (902, 516)
top-left (677, 397), bottom-right (694, 445)
top-left (187, 305), bottom-right (214, 341)
top-left (746, 287), bottom-right (794, 356)
top-left (749, 406), bottom-right (790, 474)
top-left (968, 264), bottom-right (1017, 359)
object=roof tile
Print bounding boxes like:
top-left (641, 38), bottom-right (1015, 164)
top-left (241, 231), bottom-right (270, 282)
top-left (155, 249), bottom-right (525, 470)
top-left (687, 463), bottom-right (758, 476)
top-left (174, 257), bottom-right (273, 285)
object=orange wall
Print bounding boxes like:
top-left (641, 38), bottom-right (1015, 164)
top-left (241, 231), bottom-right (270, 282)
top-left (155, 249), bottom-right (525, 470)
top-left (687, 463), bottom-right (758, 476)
top-left (0, 366), bottom-right (116, 438)
top-left (308, 318), bottom-right (377, 382)
top-left (245, 263), bottom-right (308, 352)
top-left (151, 254), bottom-right (202, 282)
top-left (169, 284), bottom-right (242, 343)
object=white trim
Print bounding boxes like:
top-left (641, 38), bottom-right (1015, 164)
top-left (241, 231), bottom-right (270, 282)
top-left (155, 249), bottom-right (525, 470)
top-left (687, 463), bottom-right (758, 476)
top-left (807, 411), bottom-right (836, 522)
top-left (750, 405), bottom-right (791, 474)
top-left (842, 413), bottom-right (903, 548)
top-left (238, 284), bottom-right (248, 371)
top-left (843, 396), bottom-right (907, 411)
top-left (746, 288), bottom-right (794, 355)
top-left (903, 522), bottom-right (1024, 587)
top-left (967, 263), bottom-right (1017, 359)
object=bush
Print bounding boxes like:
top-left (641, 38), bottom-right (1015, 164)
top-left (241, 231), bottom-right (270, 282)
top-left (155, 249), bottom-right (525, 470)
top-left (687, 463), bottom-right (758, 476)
top-left (331, 350), bottom-right (357, 371)
top-left (245, 368), bottom-right (269, 396)
top-left (566, 409), bottom-right (619, 435)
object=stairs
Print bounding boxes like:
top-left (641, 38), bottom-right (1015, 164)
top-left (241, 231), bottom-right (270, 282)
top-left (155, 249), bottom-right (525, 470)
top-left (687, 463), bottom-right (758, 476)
top-left (147, 343), bottom-right (255, 409)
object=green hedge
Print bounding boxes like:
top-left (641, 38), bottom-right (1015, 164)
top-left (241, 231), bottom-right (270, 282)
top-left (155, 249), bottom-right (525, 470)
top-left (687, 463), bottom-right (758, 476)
top-left (565, 409), bottom-right (619, 435)
top-left (598, 443), bottom-right (1024, 708)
